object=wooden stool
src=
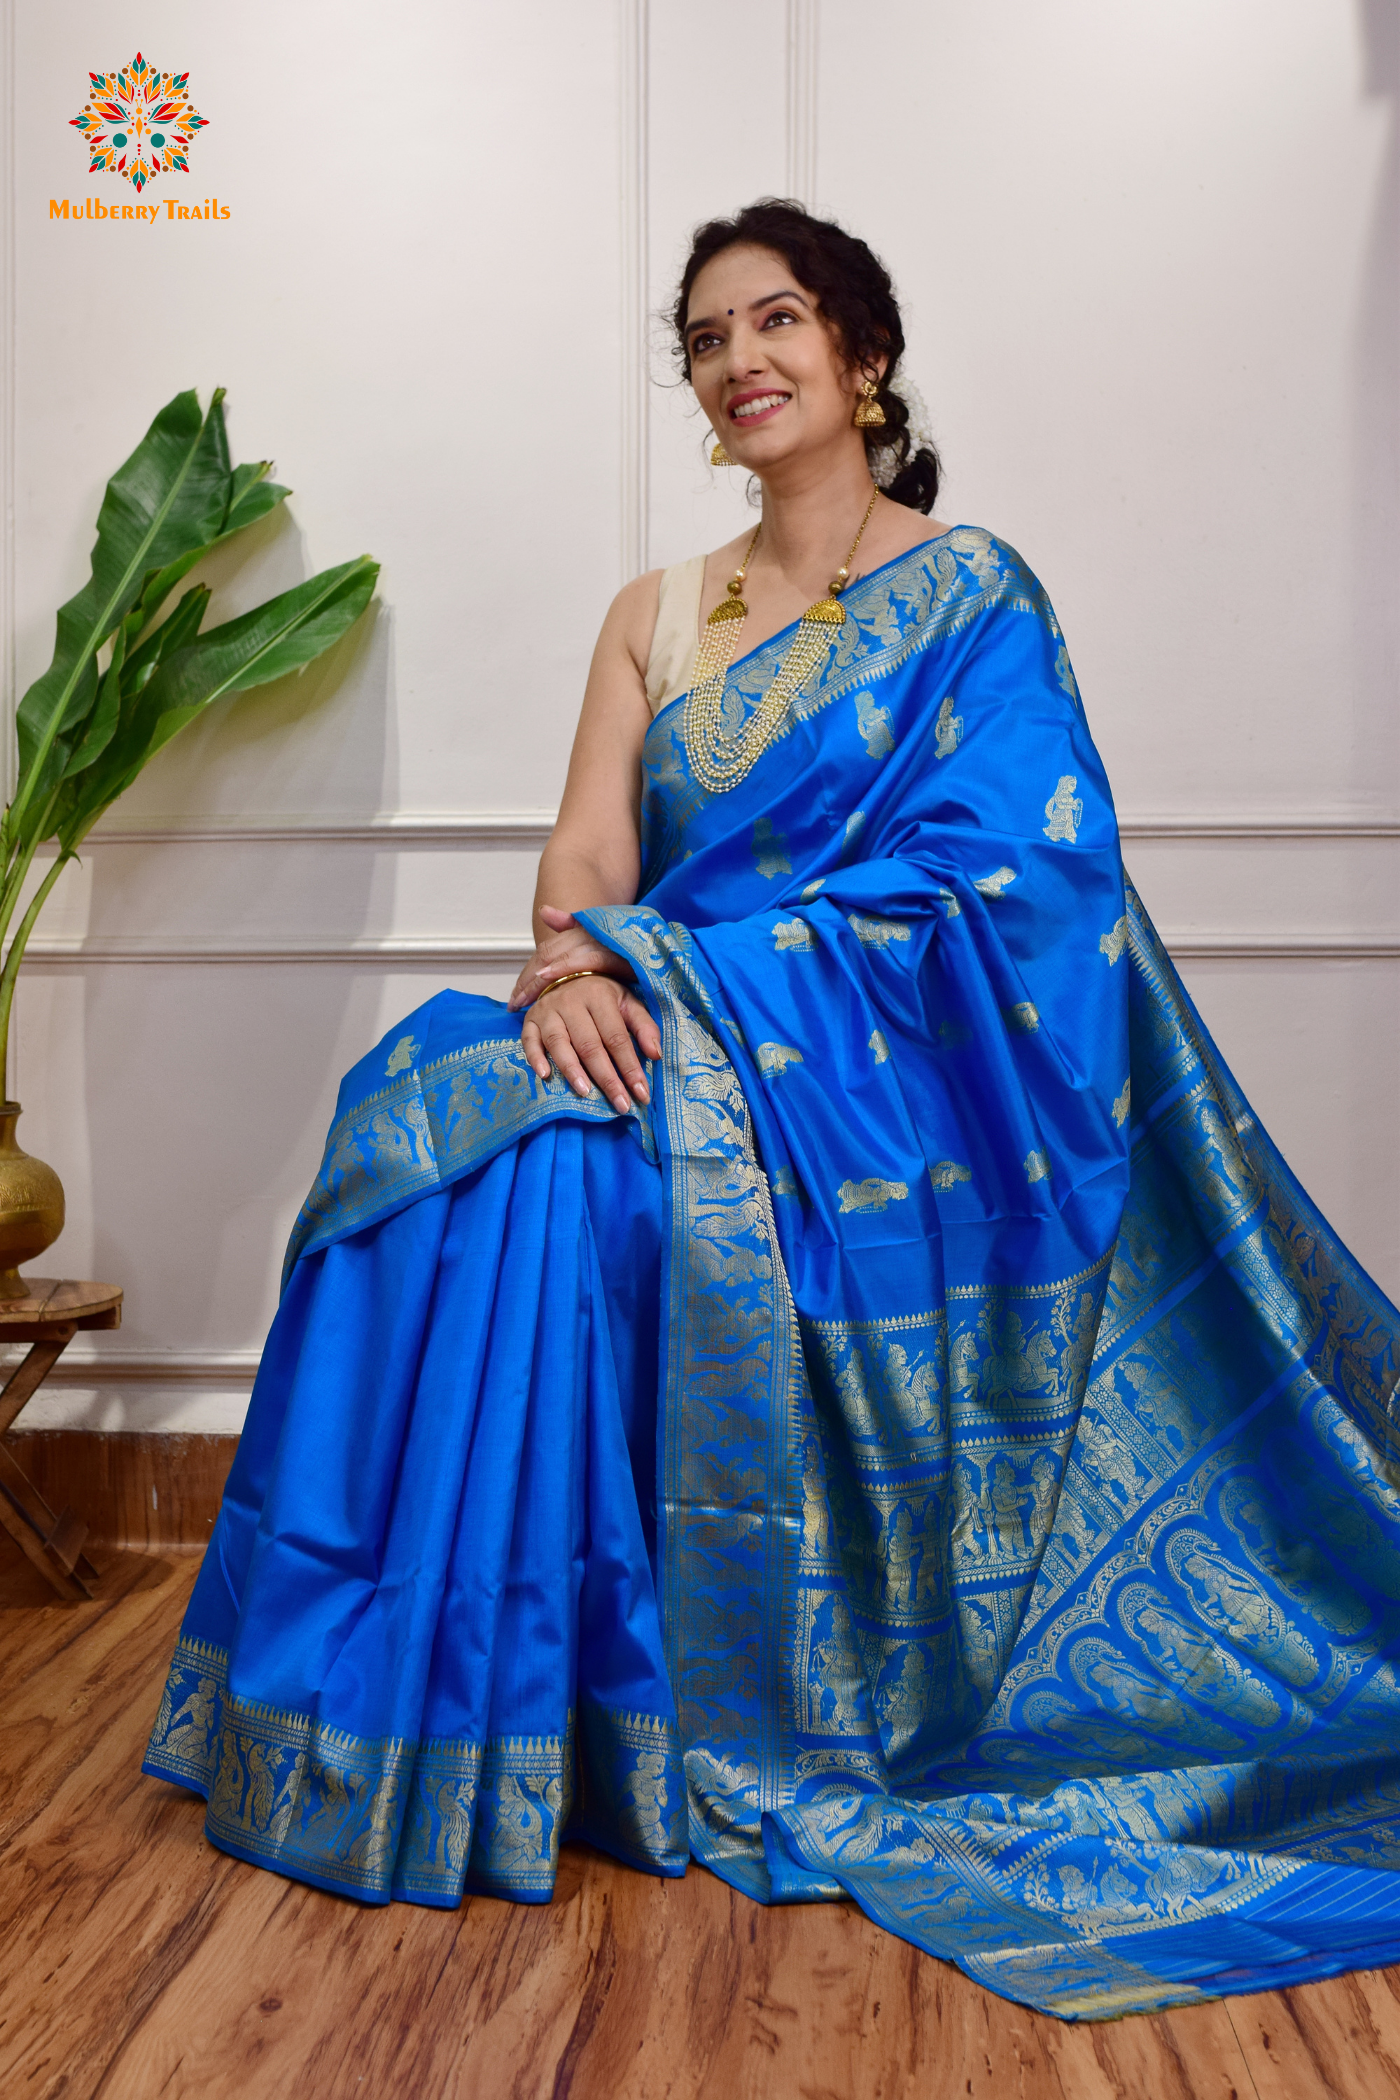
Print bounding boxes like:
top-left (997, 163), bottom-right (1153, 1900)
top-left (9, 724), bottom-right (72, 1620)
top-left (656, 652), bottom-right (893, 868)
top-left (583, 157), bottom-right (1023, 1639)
top-left (0, 1280), bottom-right (123, 1600)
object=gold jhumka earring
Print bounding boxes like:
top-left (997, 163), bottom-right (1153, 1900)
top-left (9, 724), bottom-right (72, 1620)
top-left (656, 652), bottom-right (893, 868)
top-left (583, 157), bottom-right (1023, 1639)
top-left (853, 378), bottom-right (886, 429)
top-left (710, 438), bottom-right (736, 466)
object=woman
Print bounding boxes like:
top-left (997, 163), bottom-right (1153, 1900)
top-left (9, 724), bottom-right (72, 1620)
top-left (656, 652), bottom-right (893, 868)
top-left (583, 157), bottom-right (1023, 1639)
top-left (146, 201), bottom-right (1400, 2021)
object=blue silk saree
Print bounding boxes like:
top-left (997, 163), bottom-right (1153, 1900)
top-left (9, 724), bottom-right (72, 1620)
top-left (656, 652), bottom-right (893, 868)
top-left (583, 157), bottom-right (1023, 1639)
top-left (145, 529), bottom-right (1400, 2020)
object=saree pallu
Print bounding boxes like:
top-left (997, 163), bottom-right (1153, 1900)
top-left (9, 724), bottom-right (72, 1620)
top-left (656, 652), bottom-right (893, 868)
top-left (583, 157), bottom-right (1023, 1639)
top-left (146, 529), bottom-right (1400, 2019)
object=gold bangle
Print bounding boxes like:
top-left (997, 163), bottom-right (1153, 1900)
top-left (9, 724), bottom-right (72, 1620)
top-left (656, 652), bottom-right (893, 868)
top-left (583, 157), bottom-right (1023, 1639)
top-left (530, 968), bottom-right (601, 1007)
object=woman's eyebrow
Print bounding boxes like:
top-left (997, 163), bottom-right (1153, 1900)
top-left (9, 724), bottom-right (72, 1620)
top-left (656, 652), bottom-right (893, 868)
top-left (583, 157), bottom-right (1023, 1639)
top-left (685, 289), bottom-right (812, 338)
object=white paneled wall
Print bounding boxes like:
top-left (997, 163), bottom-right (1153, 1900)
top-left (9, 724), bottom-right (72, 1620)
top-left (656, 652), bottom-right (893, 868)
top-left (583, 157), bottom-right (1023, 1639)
top-left (3, 0), bottom-right (1396, 1432)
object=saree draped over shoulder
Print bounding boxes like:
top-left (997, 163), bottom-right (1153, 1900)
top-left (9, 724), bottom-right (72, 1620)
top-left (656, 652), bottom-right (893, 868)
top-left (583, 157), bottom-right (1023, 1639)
top-left (146, 530), bottom-right (1400, 2020)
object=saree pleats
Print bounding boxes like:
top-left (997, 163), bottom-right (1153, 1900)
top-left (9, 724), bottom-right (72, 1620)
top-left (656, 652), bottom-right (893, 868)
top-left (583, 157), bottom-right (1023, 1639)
top-left (146, 528), bottom-right (1400, 2017)
top-left (145, 1114), bottom-right (686, 1902)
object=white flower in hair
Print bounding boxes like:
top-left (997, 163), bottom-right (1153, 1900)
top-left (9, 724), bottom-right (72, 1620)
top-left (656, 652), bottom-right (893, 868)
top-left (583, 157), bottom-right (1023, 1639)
top-left (871, 373), bottom-right (936, 486)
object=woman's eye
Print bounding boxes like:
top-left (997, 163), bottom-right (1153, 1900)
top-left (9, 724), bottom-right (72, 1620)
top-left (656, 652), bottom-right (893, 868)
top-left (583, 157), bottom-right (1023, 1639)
top-left (763, 311), bottom-right (796, 328)
top-left (690, 332), bottom-right (721, 356)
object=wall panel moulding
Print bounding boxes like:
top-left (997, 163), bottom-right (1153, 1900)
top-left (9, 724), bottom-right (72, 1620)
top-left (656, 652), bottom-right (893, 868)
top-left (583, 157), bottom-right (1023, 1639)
top-left (22, 934), bottom-right (538, 966)
top-left (1165, 936), bottom-right (1400, 961)
top-left (618, 0), bottom-right (648, 582)
top-left (72, 813), bottom-right (1400, 848)
top-left (82, 812), bottom-right (562, 846)
top-left (19, 932), bottom-right (1400, 967)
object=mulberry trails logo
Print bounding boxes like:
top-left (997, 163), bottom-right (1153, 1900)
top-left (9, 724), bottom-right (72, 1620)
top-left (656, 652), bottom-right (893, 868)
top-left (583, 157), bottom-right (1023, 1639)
top-left (52, 52), bottom-right (226, 224)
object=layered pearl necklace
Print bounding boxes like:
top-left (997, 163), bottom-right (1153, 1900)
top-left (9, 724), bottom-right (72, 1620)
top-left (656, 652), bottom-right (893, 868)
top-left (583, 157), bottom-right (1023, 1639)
top-left (683, 484), bottom-right (880, 796)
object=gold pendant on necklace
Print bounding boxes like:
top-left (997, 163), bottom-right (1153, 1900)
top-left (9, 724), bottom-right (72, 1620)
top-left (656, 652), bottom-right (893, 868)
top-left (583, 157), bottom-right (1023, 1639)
top-left (683, 485), bottom-right (878, 795)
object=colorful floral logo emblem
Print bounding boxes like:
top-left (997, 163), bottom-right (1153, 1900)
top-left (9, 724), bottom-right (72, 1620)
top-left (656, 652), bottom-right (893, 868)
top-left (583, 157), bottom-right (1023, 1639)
top-left (70, 53), bottom-right (207, 195)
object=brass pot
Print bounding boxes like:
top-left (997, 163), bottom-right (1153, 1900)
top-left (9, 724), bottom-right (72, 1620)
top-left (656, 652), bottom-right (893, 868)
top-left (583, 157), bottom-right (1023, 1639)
top-left (0, 1103), bottom-right (64, 1300)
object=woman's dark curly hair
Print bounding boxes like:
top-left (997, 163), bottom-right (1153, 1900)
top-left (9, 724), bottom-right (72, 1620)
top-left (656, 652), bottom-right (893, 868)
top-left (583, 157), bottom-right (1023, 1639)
top-left (672, 198), bottom-right (941, 515)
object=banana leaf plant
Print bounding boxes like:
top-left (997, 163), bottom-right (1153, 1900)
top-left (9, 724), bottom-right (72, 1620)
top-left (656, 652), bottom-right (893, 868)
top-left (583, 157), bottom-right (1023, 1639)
top-left (0, 386), bottom-right (379, 1079)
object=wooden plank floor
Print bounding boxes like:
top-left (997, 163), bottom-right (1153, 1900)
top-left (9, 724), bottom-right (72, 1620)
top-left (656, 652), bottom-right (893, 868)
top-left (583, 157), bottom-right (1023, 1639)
top-left (3, 1552), bottom-right (1400, 2100)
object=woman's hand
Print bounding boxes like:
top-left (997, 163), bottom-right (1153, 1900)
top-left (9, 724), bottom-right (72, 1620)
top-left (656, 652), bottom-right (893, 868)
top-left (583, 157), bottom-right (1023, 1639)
top-left (508, 906), bottom-right (632, 1012)
top-left (521, 973), bottom-right (661, 1113)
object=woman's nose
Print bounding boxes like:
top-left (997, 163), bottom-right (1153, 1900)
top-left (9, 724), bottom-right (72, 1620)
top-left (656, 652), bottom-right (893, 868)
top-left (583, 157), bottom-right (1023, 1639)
top-left (723, 327), bottom-right (766, 379)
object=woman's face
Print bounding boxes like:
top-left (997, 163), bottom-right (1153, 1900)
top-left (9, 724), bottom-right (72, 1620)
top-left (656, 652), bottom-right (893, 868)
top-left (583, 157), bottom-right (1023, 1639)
top-left (684, 243), bottom-right (875, 478)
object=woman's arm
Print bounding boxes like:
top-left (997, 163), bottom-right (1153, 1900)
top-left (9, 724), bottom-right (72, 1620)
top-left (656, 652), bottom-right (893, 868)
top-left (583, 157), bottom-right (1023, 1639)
top-left (511, 573), bottom-right (664, 1111)
top-left (528, 569), bottom-right (658, 944)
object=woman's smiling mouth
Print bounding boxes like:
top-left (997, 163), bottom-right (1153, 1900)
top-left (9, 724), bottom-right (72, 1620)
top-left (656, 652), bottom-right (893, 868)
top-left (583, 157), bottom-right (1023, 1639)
top-left (729, 390), bottom-right (791, 426)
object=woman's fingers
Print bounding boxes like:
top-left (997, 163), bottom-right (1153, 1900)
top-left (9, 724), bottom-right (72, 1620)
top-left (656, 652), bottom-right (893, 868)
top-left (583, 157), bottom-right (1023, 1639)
top-left (584, 992), bottom-right (652, 1104)
top-left (520, 1012), bottom-right (552, 1082)
top-left (508, 934), bottom-right (579, 1010)
top-left (526, 1004), bottom-right (582, 1091)
top-left (620, 989), bottom-right (662, 1063)
top-left (524, 982), bottom-right (653, 1112)
top-left (561, 996), bottom-right (640, 1112)
top-left (508, 938), bottom-right (587, 1010)
top-left (534, 1000), bottom-right (629, 1110)
top-left (509, 936), bottom-right (630, 1012)
top-left (506, 906), bottom-right (584, 1009)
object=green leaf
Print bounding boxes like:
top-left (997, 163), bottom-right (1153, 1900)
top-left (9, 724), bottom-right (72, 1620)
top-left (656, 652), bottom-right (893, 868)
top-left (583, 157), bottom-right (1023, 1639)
top-left (8, 399), bottom-right (298, 865)
top-left (63, 621), bottom-right (128, 778)
top-left (120, 548), bottom-right (208, 648)
top-left (10, 387), bottom-right (231, 845)
top-left (112, 469), bottom-right (290, 666)
top-left (221, 461), bottom-right (290, 538)
top-left (104, 466), bottom-right (289, 679)
top-left (53, 556), bottom-right (378, 852)
top-left (141, 556), bottom-right (378, 714)
top-left (119, 582), bottom-right (211, 698)
top-left (49, 584), bottom-right (210, 843)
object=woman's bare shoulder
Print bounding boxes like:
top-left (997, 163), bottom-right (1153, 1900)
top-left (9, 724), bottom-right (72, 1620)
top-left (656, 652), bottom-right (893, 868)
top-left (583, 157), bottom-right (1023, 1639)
top-left (605, 536), bottom-right (753, 668)
top-left (611, 567), bottom-right (664, 617)
top-left (602, 568), bottom-right (664, 680)
top-left (606, 546), bottom-right (727, 669)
